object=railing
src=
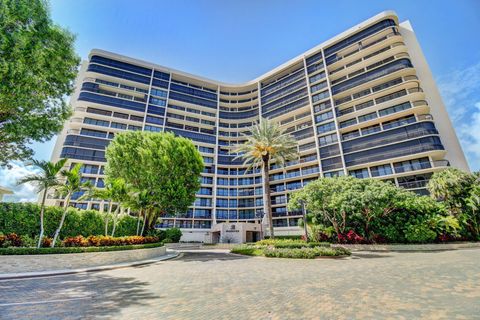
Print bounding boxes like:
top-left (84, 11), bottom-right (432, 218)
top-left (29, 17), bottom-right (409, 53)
top-left (417, 114), bottom-right (434, 121)
top-left (75, 107), bottom-right (87, 113)
top-left (398, 180), bottom-right (428, 189)
top-left (345, 143), bottom-right (445, 167)
top-left (328, 30), bottom-right (401, 65)
top-left (412, 100), bottom-right (428, 107)
top-left (394, 160), bottom-right (450, 174)
top-left (342, 126), bottom-right (439, 154)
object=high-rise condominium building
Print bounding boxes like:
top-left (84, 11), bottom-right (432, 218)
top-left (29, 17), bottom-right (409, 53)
top-left (48, 11), bottom-right (468, 242)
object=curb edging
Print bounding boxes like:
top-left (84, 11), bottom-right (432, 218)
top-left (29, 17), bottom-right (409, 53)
top-left (0, 250), bottom-right (180, 280)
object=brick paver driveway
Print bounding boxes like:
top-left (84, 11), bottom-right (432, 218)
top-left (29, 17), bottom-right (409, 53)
top-left (1, 248), bottom-right (479, 319)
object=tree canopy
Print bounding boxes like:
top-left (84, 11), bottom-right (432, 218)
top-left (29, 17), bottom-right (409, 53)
top-left (288, 176), bottom-right (416, 240)
top-left (105, 131), bottom-right (204, 228)
top-left (0, 0), bottom-right (79, 167)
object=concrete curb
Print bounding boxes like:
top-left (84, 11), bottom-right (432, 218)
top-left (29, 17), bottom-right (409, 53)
top-left (0, 250), bottom-right (180, 280)
top-left (334, 242), bottom-right (480, 252)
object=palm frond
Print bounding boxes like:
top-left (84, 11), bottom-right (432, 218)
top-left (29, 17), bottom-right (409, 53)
top-left (230, 118), bottom-right (298, 173)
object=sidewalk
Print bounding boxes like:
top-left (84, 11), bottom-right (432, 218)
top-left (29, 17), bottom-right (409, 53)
top-left (0, 250), bottom-right (179, 280)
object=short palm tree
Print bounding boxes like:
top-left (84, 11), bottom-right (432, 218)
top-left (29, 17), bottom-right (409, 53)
top-left (17, 158), bottom-right (67, 248)
top-left (88, 178), bottom-right (128, 236)
top-left (125, 189), bottom-right (153, 236)
top-left (51, 164), bottom-right (92, 247)
top-left (108, 178), bottom-right (129, 237)
top-left (232, 118), bottom-right (298, 239)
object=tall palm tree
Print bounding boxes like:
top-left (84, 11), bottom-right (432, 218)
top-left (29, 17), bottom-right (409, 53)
top-left (17, 159), bottom-right (67, 248)
top-left (232, 118), bottom-right (298, 239)
top-left (51, 164), bottom-right (92, 247)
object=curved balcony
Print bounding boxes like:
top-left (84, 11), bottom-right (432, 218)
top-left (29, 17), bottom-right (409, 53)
top-left (344, 136), bottom-right (445, 167)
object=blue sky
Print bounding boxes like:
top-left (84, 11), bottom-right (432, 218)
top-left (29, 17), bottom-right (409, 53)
top-left (1, 0), bottom-right (479, 201)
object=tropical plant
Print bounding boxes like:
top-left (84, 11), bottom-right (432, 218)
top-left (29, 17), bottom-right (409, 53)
top-left (51, 164), bottom-right (92, 247)
top-left (465, 184), bottom-right (480, 239)
top-left (16, 159), bottom-right (67, 248)
top-left (289, 177), bottom-right (426, 241)
top-left (0, 0), bottom-right (79, 167)
top-left (427, 168), bottom-right (473, 215)
top-left (88, 178), bottom-right (128, 236)
top-left (232, 118), bottom-right (298, 239)
top-left (105, 131), bottom-right (204, 231)
top-left (124, 190), bottom-right (153, 236)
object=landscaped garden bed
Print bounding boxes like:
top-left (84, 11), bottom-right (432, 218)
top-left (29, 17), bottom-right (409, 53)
top-left (0, 241), bottom-right (164, 255)
top-left (0, 233), bottom-right (164, 255)
top-left (231, 239), bottom-right (351, 259)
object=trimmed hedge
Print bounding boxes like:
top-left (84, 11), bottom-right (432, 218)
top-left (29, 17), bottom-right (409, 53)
top-left (0, 242), bottom-right (164, 255)
top-left (256, 239), bottom-right (330, 248)
top-left (0, 202), bottom-right (139, 238)
top-left (231, 239), bottom-right (351, 259)
top-left (263, 246), bottom-right (350, 259)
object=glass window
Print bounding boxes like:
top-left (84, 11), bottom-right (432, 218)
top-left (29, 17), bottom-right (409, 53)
top-left (317, 121), bottom-right (336, 134)
top-left (370, 164), bottom-right (393, 177)
top-left (349, 168), bottom-right (369, 179)
top-left (358, 112), bottom-right (378, 123)
top-left (318, 133), bottom-right (338, 146)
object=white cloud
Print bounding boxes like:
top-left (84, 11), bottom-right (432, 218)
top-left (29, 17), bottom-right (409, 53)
top-left (0, 162), bottom-right (41, 203)
top-left (437, 62), bottom-right (480, 172)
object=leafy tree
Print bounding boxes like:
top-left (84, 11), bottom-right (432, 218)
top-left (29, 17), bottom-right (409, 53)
top-left (16, 158), bottom-right (67, 248)
top-left (427, 168), bottom-right (473, 215)
top-left (465, 184), bottom-right (480, 239)
top-left (105, 131), bottom-right (204, 231)
top-left (288, 177), bottom-right (350, 240)
top-left (232, 118), bottom-right (298, 239)
top-left (0, 0), bottom-right (80, 167)
top-left (428, 168), bottom-right (480, 239)
top-left (51, 164), bottom-right (92, 246)
top-left (289, 177), bottom-right (414, 240)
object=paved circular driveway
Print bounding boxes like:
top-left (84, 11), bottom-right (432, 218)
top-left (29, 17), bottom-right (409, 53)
top-left (1, 248), bottom-right (479, 319)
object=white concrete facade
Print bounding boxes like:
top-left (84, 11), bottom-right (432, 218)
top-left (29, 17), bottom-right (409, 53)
top-left (47, 11), bottom-right (469, 242)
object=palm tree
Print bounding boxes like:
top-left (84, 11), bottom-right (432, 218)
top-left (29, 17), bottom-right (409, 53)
top-left (17, 159), bottom-right (67, 248)
top-left (88, 178), bottom-right (128, 236)
top-left (123, 189), bottom-right (151, 235)
top-left (232, 118), bottom-right (298, 239)
top-left (51, 164), bottom-right (92, 247)
top-left (109, 178), bottom-right (129, 237)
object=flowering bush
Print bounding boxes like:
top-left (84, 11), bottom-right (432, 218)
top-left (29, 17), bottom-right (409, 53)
top-left (62, 235), bottom-right (160, 247)
top-left (0, 233), bottom-right (23, 247)
top-left (337, 230), bottom-right (369, 244)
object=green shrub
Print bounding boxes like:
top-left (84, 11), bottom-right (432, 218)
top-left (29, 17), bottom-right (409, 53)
top-left (255, 239), bottom-right (330, 248)
top-left (263, 246), bottom-right (350, 259)
top-left (0, 202), bottom-right (141, 239)
top-left (404, 222), bottom-right (437, 243)
top-left (114, 215), bottom-right (140, 237)
top-left (231, 243), bottom-right (349, 259)
top-left (231, 245), bottom-right (263, 256)
top-left (263, 235), bottom-right (302, 240)
top-left (146, 229), bottom-right (166, 241)
top-left (165, 228), bottom-right (182, 243)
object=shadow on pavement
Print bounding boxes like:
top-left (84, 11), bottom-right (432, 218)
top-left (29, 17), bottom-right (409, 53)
top-left (174, 250), bottom-right (251, 262)
top-left (351, 252), bottom-right (393, 259)
top-left (0, 273), bottom-right (158, 319)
